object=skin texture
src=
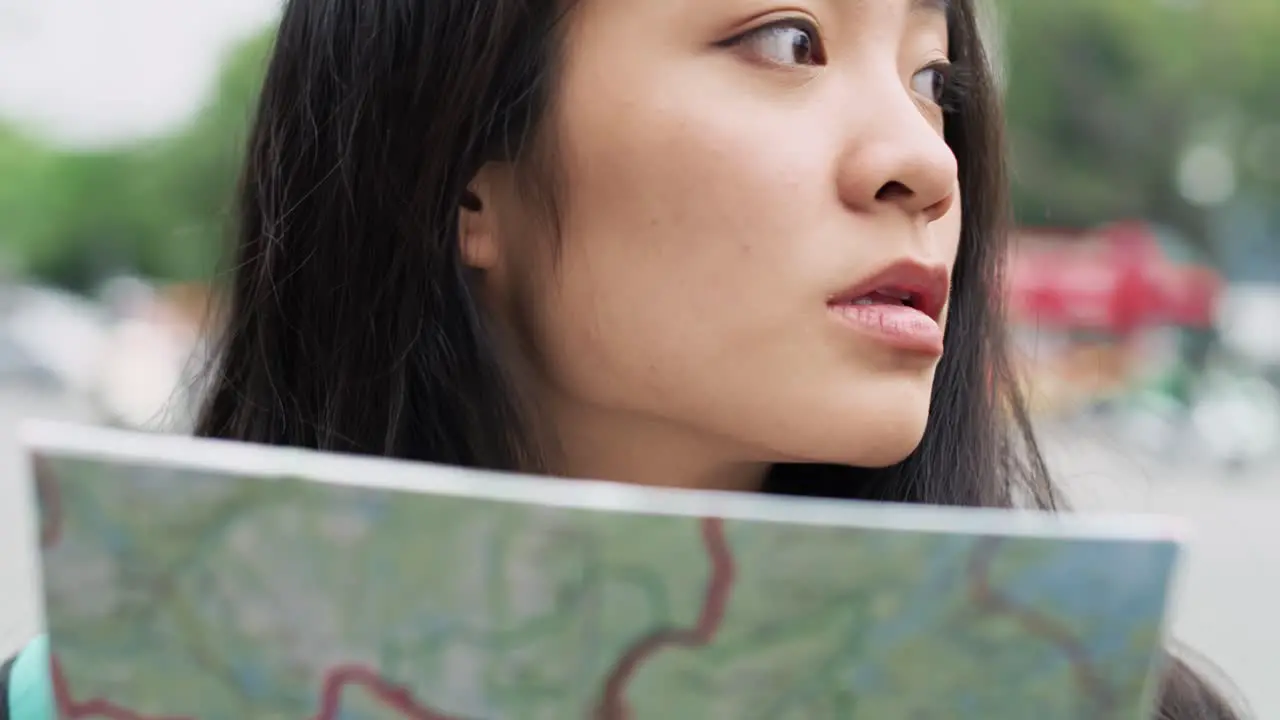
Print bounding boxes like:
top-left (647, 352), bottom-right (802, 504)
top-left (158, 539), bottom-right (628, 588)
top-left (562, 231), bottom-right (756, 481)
top-left (462, 0), bottom-right (962, 491)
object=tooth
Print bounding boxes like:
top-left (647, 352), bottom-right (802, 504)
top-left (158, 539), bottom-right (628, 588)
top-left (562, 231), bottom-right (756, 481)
top-left (853, 297), bottom-right (875, 305)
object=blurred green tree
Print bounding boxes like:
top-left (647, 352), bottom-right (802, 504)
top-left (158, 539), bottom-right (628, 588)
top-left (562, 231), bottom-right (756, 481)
top-left (997, 0), bottom-right (1280, 257)
top-left (0, 124), bottom-right (58, 276)
top-left (0, 125), bottom-right (151, 288)
top-left (131, 29), bottom-right (275, 283)
top-left (0, 29), bottom-right (273, 290)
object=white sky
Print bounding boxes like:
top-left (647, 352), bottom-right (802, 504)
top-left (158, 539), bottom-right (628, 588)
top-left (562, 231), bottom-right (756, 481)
top-left (0, 0), bottom-right (282, 148)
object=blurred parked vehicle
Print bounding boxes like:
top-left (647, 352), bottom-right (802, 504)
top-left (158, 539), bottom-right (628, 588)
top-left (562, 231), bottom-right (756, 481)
top-left (1009, 222), bottom-right (1221, 336)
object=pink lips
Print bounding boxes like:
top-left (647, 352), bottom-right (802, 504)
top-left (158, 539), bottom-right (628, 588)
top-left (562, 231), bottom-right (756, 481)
top-left (827, 260), bottom-right (950, 355)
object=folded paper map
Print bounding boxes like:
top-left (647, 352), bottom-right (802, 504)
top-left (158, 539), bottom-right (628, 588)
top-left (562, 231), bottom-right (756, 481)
top-left (22, 421), bottom-right (1184, 719)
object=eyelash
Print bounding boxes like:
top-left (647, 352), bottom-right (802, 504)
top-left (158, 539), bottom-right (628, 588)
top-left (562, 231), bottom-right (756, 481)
top-left (921, 60), bottom-right (973, 114)
top-left (725, 17), bottom-right (828, 66)
top-left (724, 18), bottom-right (973, 114)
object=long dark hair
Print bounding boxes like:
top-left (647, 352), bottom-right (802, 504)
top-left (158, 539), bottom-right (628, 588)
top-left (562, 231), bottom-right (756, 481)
top-left (196, 0), bottom-right (1243, 717)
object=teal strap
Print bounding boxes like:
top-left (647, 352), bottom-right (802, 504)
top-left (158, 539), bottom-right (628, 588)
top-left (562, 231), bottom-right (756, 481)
top-left (7, 636), bottom-right (53, 720)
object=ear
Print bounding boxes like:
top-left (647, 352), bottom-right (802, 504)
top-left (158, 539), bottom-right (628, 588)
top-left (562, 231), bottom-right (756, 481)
top-left (459, 168), bottom-right (501, 271)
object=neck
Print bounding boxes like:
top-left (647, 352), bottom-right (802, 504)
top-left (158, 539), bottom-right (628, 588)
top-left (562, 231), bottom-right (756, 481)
top-left (484, 314), bottom-right (766, 492)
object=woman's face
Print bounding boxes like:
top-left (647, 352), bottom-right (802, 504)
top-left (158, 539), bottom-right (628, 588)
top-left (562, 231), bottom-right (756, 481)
top-left (467, 0), bottom-right (964, 486)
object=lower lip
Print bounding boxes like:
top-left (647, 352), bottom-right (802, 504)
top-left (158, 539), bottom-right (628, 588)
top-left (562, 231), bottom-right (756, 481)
top-left (829, 303), bottom-right (944, 355)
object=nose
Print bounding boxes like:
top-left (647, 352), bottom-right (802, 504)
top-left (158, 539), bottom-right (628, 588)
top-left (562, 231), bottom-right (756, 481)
top-left (835, 80), bottom-right (959, 224)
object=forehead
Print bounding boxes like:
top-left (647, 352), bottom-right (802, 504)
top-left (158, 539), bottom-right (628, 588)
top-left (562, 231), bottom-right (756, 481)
top-left (559, 0), bottom-right (959, 66)
top-left (568, 0), bottom-right (957, 31)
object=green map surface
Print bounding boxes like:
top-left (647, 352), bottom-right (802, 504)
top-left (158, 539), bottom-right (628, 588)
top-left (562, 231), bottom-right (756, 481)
top-left (34, 455), bottom-right (1178, 720)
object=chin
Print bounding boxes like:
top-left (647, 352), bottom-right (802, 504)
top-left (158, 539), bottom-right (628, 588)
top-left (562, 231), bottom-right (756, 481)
top-left (842, 423), bottom-right (929, 467)
top-left (774, 386), bottom-right (935, 469)
top-left (841, 433), bottom-right (927, 468)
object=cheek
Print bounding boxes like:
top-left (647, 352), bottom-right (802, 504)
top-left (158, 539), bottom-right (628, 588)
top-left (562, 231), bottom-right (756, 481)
top-left (936, 199), bottom-right (964, 319)
top-left (559, 96), bottom-right (826, 274)
top-left (532, 69), bottom-right (837, 404)
top-left (939, 198), bottom-right (963, 260)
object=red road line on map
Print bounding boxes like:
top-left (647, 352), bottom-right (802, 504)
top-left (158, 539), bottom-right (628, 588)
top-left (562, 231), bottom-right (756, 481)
top-left (41, 467), bottom-right (460, 719)
top-left (45, 474), bottom-right (730, 718)
top-left (54, 657), bottom-right (461, 720)
top-left (54, 660), bottom-right (195, 720)
top-left (594, 517), bottom-right (735, 720)
top-left (33, 458), bottom-right (62, 549)
top-left (312, 665), bottom-right (461, 720)
top-left (967, 537), bottom-right (1116, 714)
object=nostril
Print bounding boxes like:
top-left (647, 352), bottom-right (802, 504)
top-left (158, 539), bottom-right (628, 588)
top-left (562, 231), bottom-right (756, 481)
top-left (875, 181), bottom-right (913, 202)
top-left (875, 180), bottom-right (955, 222)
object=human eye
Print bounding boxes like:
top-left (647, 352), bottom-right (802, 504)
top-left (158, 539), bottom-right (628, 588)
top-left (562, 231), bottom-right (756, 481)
top-left (725, 17), bottom-right (827, 68)
top-left (910, 61), bottom-right (969, 111)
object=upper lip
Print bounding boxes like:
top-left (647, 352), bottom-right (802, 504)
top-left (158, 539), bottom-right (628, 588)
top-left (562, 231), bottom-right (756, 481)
top-left (828, 259), bottom-right (951, 322)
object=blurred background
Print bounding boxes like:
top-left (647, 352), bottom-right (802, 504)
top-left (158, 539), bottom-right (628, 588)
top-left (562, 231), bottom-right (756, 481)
top-left (0, 0), bottom-right (1276, 714)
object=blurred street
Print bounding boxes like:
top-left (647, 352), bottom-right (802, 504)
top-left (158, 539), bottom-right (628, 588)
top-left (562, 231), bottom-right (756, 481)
top-left (0, 382), bottom-right (1276, 717)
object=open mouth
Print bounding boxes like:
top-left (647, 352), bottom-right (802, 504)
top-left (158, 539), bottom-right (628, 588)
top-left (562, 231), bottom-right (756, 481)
top-left (846, 288), bottom-right (925, 311)
top-left (826, 260), bottom-right (949, 354)
top-left (829, 276), bottom-right (946, 324)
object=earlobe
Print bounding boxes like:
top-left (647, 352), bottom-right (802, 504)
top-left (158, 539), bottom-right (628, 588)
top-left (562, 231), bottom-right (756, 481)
top-left (459, 181), bottom-right (500, 271)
